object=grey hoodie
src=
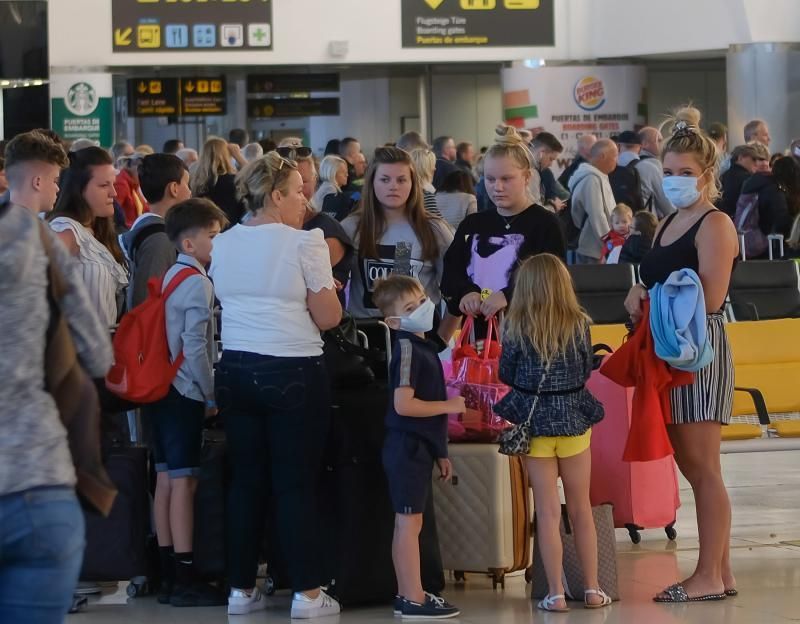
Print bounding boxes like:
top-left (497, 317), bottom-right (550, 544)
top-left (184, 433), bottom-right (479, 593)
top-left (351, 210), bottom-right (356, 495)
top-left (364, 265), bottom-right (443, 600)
top-left (568, 162), bottom-right (615, 260)
top-left (121, 213), bottom-right (177, 310)
top-left (636, 150), bottom-right (676, 218)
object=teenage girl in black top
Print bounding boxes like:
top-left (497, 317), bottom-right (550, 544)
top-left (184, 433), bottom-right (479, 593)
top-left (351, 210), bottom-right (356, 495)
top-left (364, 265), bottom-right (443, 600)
top-left (625, 108), bottom-right (740, 604)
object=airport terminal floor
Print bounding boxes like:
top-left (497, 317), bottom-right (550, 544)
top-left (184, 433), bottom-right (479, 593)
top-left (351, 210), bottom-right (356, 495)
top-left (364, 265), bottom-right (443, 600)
top-left (70, 451), bottom-right (800, 624)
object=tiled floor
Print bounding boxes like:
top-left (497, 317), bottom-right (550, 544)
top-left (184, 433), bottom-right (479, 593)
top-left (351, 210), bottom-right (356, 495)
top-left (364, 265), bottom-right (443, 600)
top-left (71, 451), bottom-right (800, 623)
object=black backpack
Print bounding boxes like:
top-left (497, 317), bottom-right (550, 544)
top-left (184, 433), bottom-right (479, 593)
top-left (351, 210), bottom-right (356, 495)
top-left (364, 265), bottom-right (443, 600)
top-left (608, 160), bottom-right (644, 213)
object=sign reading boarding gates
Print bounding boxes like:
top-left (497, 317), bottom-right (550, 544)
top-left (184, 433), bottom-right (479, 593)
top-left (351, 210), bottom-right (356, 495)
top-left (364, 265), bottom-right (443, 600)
top-left (402, 0), bottom-right (554, 48)
top-left (112, 0), bottom-right (273, 52)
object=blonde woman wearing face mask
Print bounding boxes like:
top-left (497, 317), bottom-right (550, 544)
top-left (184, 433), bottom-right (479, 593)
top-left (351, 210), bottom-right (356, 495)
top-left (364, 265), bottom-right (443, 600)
top-left (209, 152), bottom-right (342, 619)
top-left (625, 107), bottom-right (739, 604)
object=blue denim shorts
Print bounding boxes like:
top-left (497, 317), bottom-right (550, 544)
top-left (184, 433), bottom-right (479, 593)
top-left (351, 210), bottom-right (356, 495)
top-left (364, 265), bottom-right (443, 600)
top-left (382, 431), bottom-right (435, 515)
top-left (145, 386), bottom-right (204, 478)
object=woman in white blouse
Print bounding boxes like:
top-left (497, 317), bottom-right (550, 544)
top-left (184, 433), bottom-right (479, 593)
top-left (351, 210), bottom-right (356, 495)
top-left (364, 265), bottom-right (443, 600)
top-left (49, 147), bottom-right (128, 328)
top-left (209, 152), bottom-right (342, 619)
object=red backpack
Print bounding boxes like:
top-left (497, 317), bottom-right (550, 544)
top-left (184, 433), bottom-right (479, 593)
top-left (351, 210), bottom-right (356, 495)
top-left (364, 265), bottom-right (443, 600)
top-left (106, 267), bottom-right (199, 403)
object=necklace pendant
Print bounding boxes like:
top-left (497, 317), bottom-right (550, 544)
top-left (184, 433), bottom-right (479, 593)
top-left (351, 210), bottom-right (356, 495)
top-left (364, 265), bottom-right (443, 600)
top-left (505, 223), bottom-right (511, 230)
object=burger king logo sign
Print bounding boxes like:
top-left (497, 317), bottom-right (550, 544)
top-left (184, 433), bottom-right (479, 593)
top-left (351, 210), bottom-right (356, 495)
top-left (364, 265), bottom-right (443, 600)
top-left (574, 76), bottom-right (606, 111)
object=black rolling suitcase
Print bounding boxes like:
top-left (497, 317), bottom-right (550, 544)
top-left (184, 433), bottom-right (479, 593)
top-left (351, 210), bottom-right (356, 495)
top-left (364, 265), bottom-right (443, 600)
top-left (192, 432), bottom-right (228, 582)
top-left (80, 446), bottom-right (156, 597)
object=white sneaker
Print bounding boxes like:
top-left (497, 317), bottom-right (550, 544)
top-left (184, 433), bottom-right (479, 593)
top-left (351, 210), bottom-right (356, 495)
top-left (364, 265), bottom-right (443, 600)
top-left (290, 589), bottom-right (341, 619)
top-left (228, 587), bottom-right (269, 615)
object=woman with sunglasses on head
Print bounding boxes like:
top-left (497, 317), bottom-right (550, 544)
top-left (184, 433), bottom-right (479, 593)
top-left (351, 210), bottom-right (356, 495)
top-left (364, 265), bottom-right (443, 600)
top-left (625, 107), bottom-right (739, 604)
top-left (48, 147), bottom-right (128, 328)
top-left (210, 152), bottom-right (342, 619)
top-left (190, 136), bottom-right (246, 227)
top-left (341, 146), bottom-right (454, 340)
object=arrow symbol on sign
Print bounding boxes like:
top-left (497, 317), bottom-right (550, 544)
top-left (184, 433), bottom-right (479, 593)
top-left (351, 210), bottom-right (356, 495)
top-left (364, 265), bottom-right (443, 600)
top-left (185, 81), bottom-right (195, 93)
top-left (137, 81), bottom-right (147, 94)
top-left (115, 27), bottom-right (133, 46)
top-left (424, 0), bottom-right (446, 9)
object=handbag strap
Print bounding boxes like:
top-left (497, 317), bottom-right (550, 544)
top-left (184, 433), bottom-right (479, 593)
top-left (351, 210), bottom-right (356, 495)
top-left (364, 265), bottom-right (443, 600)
top-left (523, 363), bottom-right (550, 427)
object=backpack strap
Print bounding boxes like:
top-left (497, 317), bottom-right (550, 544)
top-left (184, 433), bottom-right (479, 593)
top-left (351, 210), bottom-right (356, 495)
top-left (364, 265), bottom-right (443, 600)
top-left (162, 266), bottom-right (201, 300)
top-left (130, 221), bottom-right (166, 260)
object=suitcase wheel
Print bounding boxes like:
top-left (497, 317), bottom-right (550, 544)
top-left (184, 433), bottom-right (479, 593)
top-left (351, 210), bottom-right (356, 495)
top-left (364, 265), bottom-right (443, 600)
top-left (454, 571), bottom-right (466, 583)
top-left (524, 566), bottom-right (533, 584)
top-left (126, 577), bottom-right (147, 598)
top-left (625, 524), bottom-right (642, 544)
top-left (490, 570), bottom-right (505, 590)
top-left (665, 524), bottom-right (678, 541)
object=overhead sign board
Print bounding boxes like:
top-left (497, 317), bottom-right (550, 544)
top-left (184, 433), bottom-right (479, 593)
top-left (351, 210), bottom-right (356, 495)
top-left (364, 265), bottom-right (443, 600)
top-left (247, 74), bottom-right (340, 94)
top-left (401, 0), bottom-right (554, 48)
top-left (127, 76), bottom-right (227, 117)
top-left (112, 0), bottom-right (273, 52)
top-left (248, 98), bottom-right (340, 119)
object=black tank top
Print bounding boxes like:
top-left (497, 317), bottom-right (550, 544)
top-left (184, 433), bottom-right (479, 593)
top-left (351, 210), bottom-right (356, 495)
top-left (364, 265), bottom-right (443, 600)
top-left (639, 209), bottom-right (718, 288)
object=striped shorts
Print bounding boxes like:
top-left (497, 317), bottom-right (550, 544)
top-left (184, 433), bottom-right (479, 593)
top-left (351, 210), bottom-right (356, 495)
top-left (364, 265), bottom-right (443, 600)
top-left (669, 314), bottom-right (734, 425)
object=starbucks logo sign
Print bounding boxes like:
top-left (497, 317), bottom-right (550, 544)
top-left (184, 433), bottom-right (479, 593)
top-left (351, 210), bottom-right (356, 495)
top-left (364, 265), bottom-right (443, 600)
top-left (64, 82), bottom-right (98, 116)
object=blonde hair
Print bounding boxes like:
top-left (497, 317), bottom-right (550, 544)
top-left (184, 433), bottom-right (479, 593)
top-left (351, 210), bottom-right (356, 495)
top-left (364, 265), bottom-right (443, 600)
top-left (190, 136), bottom-right (235, 196)
top-left (612, 203), bottom-right (633, 220)
top-left (747, 140), bottom-right (770, 161)
top-left (661, 106), bottom-right (720, 202)
top-left (319, 154), bottom-right (346, 188)
top-left (503, 254), bottom-right (591, 367)
top-left (135, 144), bottom-right (155, 155)
top-left (410, 148), bottom-right (436, 186)
top-left (234, 151), bottom-right (298, 214)
top-left (484, 125), bottom-right (534, 173)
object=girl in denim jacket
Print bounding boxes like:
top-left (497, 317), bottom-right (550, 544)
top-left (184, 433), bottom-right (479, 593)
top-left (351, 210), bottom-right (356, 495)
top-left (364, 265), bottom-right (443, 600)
top-left (494, 253), bottom-right (609, 613)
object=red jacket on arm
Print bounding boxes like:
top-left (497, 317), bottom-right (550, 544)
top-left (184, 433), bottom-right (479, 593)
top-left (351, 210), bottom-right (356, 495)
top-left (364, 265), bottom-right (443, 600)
top-left (114, 169), bottom-right (149, 229)
top-left (599, 299), bottom-right (693, 462)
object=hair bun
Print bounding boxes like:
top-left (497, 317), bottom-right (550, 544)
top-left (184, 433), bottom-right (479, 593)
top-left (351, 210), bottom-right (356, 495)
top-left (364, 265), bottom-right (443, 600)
top-left (675, 105), bottom-right (702, 128)
top-left (494, 124), bottom-right (525, 147)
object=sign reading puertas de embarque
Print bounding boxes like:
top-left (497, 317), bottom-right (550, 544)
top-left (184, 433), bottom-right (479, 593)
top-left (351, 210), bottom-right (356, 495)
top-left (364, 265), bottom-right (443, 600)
top-left (112, 0), bottom-right (272, 52)
top-left (401, 0), bottom-right (554, 48)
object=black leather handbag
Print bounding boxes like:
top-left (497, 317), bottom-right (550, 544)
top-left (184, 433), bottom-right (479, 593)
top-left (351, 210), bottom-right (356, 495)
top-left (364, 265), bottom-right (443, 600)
top-left (323, 315), bottom-right (385, 389)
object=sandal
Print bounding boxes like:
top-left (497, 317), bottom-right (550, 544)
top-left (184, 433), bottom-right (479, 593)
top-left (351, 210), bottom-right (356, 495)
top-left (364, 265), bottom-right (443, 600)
top-left (653, 583), bottom-right (727, 603)
top-left (584, 588), bottom-right (612, 609)
top-left (537, 594), bottom-right (569, 613)
top-left (725, 589), bottom-right (738, 597)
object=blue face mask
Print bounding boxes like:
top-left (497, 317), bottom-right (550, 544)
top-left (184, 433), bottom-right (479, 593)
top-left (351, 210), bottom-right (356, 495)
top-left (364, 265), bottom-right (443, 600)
top-left (391, 298), bottom-right (435, 334)
top-left (662, 175), bottom-right (701, 209)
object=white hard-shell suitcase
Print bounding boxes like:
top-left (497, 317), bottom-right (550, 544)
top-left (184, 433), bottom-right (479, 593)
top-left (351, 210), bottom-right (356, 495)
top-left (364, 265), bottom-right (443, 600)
top-left (432, 443), bottom-right (532, 589)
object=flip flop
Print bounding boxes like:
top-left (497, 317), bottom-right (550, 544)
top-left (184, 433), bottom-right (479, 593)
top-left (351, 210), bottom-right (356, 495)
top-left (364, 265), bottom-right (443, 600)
top-left (584, 588), bottom-right (612, 609)
top-left (537, 594), bottom-right (570, 613)
top-left (725, 589), bottom-right (738, 597)
top-left (653, 583), bottom-right (727, 603)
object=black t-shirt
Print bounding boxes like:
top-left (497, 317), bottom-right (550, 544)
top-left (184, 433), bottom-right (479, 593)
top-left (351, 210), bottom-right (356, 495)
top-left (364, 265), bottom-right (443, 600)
top-left (304, 212), bottom-right (354, 287)
top-left (203, 174), bottom-right (246, 228)
top-left (387, 331), bottom-right (448, 458)
top-left (441, 204), bottom-right (566, 315)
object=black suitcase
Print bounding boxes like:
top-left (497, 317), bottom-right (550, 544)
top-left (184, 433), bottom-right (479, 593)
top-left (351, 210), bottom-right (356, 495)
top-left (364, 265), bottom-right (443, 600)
top-left (193, 434), bottom-right (228, 582)
top-left (80, 446), bottom-right (155, 597)
top-left (318, 382), bottom-right (445, 606)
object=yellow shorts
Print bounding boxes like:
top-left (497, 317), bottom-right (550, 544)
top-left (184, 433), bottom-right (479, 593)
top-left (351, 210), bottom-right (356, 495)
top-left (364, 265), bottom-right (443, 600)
top-left (528, 429), bottom-right (592, 459)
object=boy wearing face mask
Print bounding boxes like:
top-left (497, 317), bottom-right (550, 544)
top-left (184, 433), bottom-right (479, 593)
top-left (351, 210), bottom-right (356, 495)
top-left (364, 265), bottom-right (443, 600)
top-left (373, 275), bottom-right (464, 620)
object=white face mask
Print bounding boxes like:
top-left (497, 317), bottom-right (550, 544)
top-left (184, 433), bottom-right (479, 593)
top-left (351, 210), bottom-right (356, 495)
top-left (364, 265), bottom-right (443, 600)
top-left (662, 175), bottom-right (702, 209)
top-left (391, 298), bottom-right (435, 334)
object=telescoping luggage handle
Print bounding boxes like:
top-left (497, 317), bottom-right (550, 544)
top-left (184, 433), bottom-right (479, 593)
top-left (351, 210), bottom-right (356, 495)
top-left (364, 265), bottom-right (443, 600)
top-left (740, 233), bottom-right (784, 261)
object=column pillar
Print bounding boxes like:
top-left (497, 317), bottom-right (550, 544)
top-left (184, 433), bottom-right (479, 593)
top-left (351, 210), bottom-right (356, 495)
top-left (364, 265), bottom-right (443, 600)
top-left (727, 43), bottom-right (800, 151)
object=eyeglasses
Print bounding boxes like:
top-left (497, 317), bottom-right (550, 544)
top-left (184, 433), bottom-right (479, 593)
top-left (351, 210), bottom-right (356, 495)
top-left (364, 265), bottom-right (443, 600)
top-left (276, 146), bottom-right (313, 159)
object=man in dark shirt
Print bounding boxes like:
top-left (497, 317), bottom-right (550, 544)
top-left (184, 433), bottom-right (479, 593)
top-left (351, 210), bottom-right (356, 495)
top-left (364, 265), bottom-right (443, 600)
top-left (432, 136), bottom-right (458, 190)
top-left (719, 144), bottom-right (759, 217)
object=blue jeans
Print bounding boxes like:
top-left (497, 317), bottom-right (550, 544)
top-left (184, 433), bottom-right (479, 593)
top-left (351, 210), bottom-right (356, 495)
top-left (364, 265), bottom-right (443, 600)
top-left (0, 487), bottom-right (85, 623)
top-left (215, 352), bottom-right (331, 592)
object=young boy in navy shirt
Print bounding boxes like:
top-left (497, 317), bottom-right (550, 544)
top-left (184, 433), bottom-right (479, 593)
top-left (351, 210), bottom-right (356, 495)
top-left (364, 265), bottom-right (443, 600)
top-left (373, 275), bottom-right (464, 620)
